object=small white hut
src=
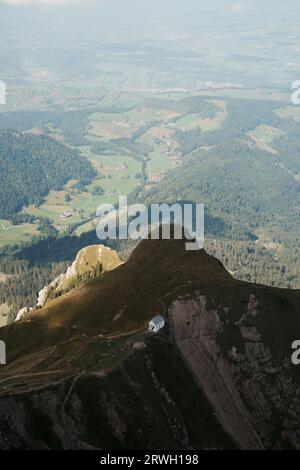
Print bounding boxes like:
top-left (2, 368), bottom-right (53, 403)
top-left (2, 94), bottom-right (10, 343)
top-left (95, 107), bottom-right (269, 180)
top-left (149, 315), bottom-right (165, 333)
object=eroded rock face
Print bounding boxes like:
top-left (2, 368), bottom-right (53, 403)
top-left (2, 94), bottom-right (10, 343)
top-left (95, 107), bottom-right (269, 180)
top-left (37, 275), bottom-right (64, 309)
top-left (37, 245), bottom-right (123, 307)
top-left (169, 293), bottom-right (300, 450)
top-left (16, 245), bottom-right (123, 321)
top-left (15, 307), bottom-right (33, 323)
top-left (57, 245), bottom-right (123, 294)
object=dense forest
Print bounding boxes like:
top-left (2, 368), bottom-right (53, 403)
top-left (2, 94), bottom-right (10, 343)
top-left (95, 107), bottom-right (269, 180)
top-left (0, 129), bottom-right (96, 218)
top-left (205, 237), bottom-right (299, 289)
top-left (139, 139), bottom-right (299, 238)
top-left (0, 257), bottom-right (68, 321)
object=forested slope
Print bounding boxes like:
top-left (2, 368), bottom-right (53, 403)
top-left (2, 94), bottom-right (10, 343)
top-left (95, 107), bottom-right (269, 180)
top-left (0, 130), bottom-right (96, 219)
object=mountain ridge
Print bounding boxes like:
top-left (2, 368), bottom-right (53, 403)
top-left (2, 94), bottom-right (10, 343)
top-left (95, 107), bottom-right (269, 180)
top-left (0, 238), bottom-right (300, 449)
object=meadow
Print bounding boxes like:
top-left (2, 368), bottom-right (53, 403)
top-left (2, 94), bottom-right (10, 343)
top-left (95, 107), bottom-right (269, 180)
top-left (0, 219), bottom-right (38, 248)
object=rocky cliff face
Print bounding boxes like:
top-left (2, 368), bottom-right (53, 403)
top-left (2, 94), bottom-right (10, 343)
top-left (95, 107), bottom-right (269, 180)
top-left (170, 290), bottom-right (300, 450)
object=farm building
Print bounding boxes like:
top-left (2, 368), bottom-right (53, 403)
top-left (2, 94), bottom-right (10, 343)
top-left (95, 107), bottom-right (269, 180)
top-left (149, 315), bottom-right (165, 333)
top-left (60, 210), bottom-right (74, 220)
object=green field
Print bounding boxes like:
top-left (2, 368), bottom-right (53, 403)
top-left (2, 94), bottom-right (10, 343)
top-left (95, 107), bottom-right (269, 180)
top-left (198, 88), bottom-right (291, 102)
top-left (22, 149), bottom-right (142, 236)
top-left (0, 219), bottom-right (39, 248)
top-left (275, 106), bottom-right (300, 120)
top-left (248, 124), bottom-right (285, 154)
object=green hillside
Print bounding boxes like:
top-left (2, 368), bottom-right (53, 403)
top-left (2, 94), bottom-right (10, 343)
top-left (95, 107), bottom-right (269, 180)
top-left (0, 130), bottom-right (96, 219)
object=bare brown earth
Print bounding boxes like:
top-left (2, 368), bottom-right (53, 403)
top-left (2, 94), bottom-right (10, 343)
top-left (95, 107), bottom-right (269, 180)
top-left (0, 238), bottom-right (299, 449)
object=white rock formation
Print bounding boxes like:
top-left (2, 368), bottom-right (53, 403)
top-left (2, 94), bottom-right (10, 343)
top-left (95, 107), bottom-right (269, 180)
top-left (15, 244), bottom-right (123, 321)
top-left (15, 307), bottom-right (33, 322)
